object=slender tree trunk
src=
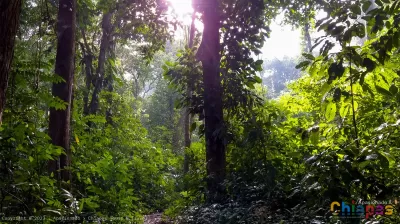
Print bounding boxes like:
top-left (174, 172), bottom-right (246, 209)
top-left (197, 0), bottom-right (226, 203)
top-left (133, 77), bottom-right (139, 99)
top-left (82, 53), bottom-right (93, 115)
top-left (184, 10), bottom-right (196, 174)
top-left (173, 112), bottom-right (184, 154)
top-left (105, 74), bottom-right (113, 124)
top-left (183, 109), bottom-right (191, 173)
top-left (48, 0), bottom-right (76, 182)
top-left (80, 30), bottom-right (93, 115)
top-left (303, 21), bottom-right (312, 52)
top-left (188, 11), bottom-right (196, 48)
top-left (105, 40), bottom-right (116, 124)
top-left (89, 12), bottom-right (112, 115)
top-left (0, 0), bottom-right (22, 124)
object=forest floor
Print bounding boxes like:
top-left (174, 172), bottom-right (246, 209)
top-left (144, 213), bottom-right (163, 224)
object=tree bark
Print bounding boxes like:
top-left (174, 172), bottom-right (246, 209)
top-left (197, 0), bottom-right (226, 203)
top-left (134, 78), bottom-right (139, 99)
top-left (0, 0), bottom-right (22, 124)
top-left (105, 39), bottom-right (116, 124)
top-left (303, 21), bottom-right (312, 52)
top-left (184, 10), bottom-right (196, 174)
top-left (89, 12), bottom-right (112, 115)
top-left (80, 29), bottom-right (93, 115)
top-left (82, 52), bottom-right (93, 115)
top-left (173, 110), bottom-right (184, 154)
top-left (48, 0), bottom-right (76, 182)
top-left (183, 107), bottom-right (191, 173)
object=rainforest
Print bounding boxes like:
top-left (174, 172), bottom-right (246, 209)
top-left (0, 0), bottom-right (400, 223)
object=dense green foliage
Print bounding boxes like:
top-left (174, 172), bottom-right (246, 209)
top-left (1, 0), bottom-right (400, 223)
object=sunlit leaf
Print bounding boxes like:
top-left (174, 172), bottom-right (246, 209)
top-left (325, 101), bottom-right (337, 121)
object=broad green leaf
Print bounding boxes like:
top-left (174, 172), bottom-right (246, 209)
top-left (320, 83), bottom-right (331, 96)
top-left (325, 101), bottom-right (337, 121)
top-left (310, 131), bottom-right (319, 145)
top-left (165, 60), bottom-right (175, 66)
top-left (180, 191), bottom-right (189, 197)
top-left (375, 85), bottom-right (392, 97)
top-left (362, 83), bottom-right (375, 96)
top-left (353, 101), bottom-right (359, 112)
top-left (359, 160), bottom-right (371, 169)
top-left (302, 53), bottom-right (315, 60)
top-left (340, 104), bottom-right (350, 118)
top-left (296, 61), bottom-right (311, 70)
top-left (255, 60), bottom-right (263, 66)
top-left (254, 76), bottom-right (262, 83)
top-left (382, 152), bottom-right (395, 168)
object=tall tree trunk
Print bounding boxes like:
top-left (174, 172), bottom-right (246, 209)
top-left (105, 39), bottom-right (116, 124)
top-left (303, 21), bottom-right (312, 52)
top-left (105, 74), bottom-right (113, 124)
top-left (89, 12), bottom-right (112, 115)
top-left (184, 10), bottom-right (196, 174)
top-left (80, 29), bottom-right (93, 115)
top-left (135, 79), bottom-right (140, 99)
top-left (0, 0), bottom-right (22, 124)
top-left (173, 112), bottom-right (184, 154)
top-left (183, 11), bottom-right (196, 173)
top-left (48, 0), bottom-right (76, 182)
top-left (82, 53), bottom-right (93, 115)
top-left (188, 11), bottom-right (196, 48)
top-left (197, 0), bottom-right (226, 203)
top-left (183, 107), bottom-right (191, 173)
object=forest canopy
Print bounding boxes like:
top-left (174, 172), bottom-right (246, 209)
top-left (0, 0), bottom-right (400, 223)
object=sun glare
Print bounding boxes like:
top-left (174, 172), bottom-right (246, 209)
top-left (166, 1), bottom-right (303, 60)
top-left (168, 0), bottom-right (193, 25)
top-left (167, 0), bottom-right (204, 36)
